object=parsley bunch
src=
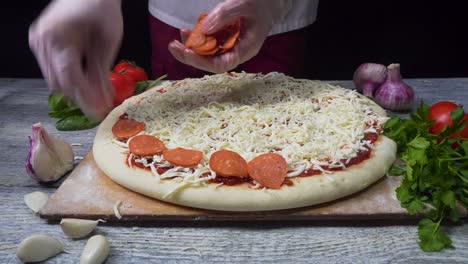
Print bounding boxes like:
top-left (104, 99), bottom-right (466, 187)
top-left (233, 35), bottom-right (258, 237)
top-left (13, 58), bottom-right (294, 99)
top-left (384, 102), bottom-right (468, 252)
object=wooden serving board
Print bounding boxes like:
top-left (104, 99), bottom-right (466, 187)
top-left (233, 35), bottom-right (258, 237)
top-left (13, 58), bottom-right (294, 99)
top-left (40, 152), bottom-right (412, 222)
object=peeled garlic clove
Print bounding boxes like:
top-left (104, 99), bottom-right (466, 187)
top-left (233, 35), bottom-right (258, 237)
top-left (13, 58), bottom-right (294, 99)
top-left (16, 234), bottom-right (63, 263)
top-left (80, 235), bottom-right (110, 264)
top-left (25, 123), bottom-right (74, 182)
top-left (60, 218), bottom-right (104, 239)
top-left (24, 191), bottom-right (49, 213)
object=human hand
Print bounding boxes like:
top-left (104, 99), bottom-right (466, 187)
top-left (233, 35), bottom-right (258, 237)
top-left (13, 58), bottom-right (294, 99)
top-left (168, 0), bottom-right (292, 73)
top-left (29, 0), bottom-right (123, 120)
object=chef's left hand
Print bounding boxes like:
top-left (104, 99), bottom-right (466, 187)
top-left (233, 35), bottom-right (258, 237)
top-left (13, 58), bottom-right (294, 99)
top-left (168, 0), bottom-right (291, 73)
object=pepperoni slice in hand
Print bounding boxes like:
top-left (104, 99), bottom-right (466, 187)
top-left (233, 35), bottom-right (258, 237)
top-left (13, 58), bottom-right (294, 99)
top-left (185, 13), bottom-right (240, 56)
top-left (247, 153), bottom-right (288, 189)
top-left (128, 135), bottom-right (166, 156)
top-left (209, 150), bottom-right (248, 178)
top-left (163, 148), bottom-right (203, 167)
top-left (185, 13), bottom-right (208, 49)
top-left (194, 36), bottom-right (217, 52)
top-left (112, 119), bottom-right (145, 141)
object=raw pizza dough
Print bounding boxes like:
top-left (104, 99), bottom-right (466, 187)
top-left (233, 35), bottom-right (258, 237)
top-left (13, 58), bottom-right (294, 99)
top-left (93, 72), bottom-right (397, 211)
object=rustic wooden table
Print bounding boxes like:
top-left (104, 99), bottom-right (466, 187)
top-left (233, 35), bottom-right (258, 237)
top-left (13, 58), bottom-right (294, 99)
top-left (0, 78), bottom-right (467, 264)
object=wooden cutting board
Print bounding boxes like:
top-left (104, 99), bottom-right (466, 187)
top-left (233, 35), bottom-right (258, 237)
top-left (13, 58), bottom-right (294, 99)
top-left (40, 152), bottom-right (412, 222)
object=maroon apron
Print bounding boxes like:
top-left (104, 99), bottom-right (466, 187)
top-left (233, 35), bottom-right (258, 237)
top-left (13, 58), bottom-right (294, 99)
top-left (149, 15), bottom-right (308, 80)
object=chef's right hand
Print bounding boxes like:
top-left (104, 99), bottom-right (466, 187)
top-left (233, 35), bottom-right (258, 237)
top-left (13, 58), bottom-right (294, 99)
top-left (29, 0), bottom-right (123, 120)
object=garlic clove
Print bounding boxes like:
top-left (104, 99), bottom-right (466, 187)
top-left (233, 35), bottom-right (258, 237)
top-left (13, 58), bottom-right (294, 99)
top-left (80, 235), bottom-right (110, 264)
top-left (25, 123), bottom-right (74, 182)
top-left (60, 218), bottom-right (105, 239)
top-left (16, 234), bottom-right (63, 263)
top-left (24, 191), bottom-right (49, 213)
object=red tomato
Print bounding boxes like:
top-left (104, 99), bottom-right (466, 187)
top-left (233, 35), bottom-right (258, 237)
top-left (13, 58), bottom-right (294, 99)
top-left (428, 101), bottom-right (458, 134)
top-left (121, 66), bottom-right (148, 82)
top-left (109, 72), bottom-right (135, 106)
top-left (113, 61), bottom-right (130, 73)
top-left (428, 101), bottom-right (468, 138)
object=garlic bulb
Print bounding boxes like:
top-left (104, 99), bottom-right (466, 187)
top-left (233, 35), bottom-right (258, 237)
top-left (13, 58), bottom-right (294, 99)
top-left (353, 63), bottom-right (388, 98)
top-left (60, 218), bottom-right (105, 239)
top-left (16, 234), bottom-right (63, 263)
top-left (80, 235), bottom-right (110, 264)
top-left (374, 63), bottom-right (414, 111)
top-left (25, 123), bottom-right (74, 182)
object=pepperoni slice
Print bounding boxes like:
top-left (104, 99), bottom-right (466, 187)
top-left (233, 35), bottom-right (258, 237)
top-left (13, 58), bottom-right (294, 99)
top-left (247, 153), bottom-right (288, 189)
top-left (209, 150), bottom-right (248, 178)
top-left (185, 13), bottom-right (240, 56)
top-left (128, 135), bottom-right (166, 156)
top-left (184, 13), bottom-right (208, 49)
top-left (112, 119), bottom-right (145, 141)
top-left (192, 46), bottom-right (219, 56)
top-left (194, 36), bottom-right (217, 52)
top-left (163, 148), bottom-right (203, 167)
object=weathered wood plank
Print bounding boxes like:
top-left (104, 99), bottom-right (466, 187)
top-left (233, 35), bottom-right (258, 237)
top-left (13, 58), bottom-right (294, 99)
top-left (0, 78), bottom-right (467, 263)
top-left (1, 187), bottom-right (467, 264)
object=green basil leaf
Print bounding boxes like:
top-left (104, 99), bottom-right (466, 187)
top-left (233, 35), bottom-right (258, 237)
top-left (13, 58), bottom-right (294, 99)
top-left (134, 81), bottom-right (150, 95)
top-left (48, 107), bottom-right (82, 119)
top-left (48, 93), bottom-right (69, 111)
top-left (56, 115), bottom-right (100, 131)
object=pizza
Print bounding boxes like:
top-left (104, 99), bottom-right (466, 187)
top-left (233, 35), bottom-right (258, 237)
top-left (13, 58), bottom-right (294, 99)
top-left (93, 72), bottom-right (397, 211)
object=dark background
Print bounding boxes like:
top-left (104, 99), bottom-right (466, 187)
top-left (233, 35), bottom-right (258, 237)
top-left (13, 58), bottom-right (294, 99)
top-left (2, 1), bottom-right (467, 80)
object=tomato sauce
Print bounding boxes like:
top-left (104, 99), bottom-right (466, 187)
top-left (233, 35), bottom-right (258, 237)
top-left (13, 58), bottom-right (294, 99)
top-left (119, 113), bottom-right (128, 120)
top-left (210, 176), bottom-right (252, 186)
top-left (126, 154), bottom-right (170, 175)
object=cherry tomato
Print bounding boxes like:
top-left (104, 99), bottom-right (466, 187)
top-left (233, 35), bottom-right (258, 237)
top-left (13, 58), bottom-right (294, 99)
top-left (109, 72), bottom-right (135, 106)
top-left (113, 61), bottom-right (130, 73)
top-left (428, 101), bottom-right (468, 138)
top-left (121, 66), bottom-right (148, 82)
top-left (428, 101), bottom-right (458, 135)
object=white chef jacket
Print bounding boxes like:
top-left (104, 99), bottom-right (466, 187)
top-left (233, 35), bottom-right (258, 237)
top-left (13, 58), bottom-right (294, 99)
top-left (148, 0), bottom-right (318, 35)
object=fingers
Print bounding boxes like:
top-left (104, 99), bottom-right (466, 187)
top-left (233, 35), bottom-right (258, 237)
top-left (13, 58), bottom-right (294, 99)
top-left (50, 46), bottom-right (111, 121)
top-left (180, 28), bottom-right (191, 43)
top-left (201, 0), bottom-right (248, 34)
top-left (168, 40), bottom-right (240, 73)
top-left (29, 24), bottom-right (60, 91)
top-left (51, 47), bottom-right (84, 100)
top-left (81, 53), bottom-right (114, 120)
top-left (231, 24), bottom-right (264, 62)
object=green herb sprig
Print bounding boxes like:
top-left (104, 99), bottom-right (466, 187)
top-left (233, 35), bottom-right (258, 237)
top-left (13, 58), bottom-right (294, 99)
top-left (48, 93), bottom-right (99, 131)
top-left (48, 75), bottom-right (167, 131)
top-left (384, 101), bottom-right (468, 252)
